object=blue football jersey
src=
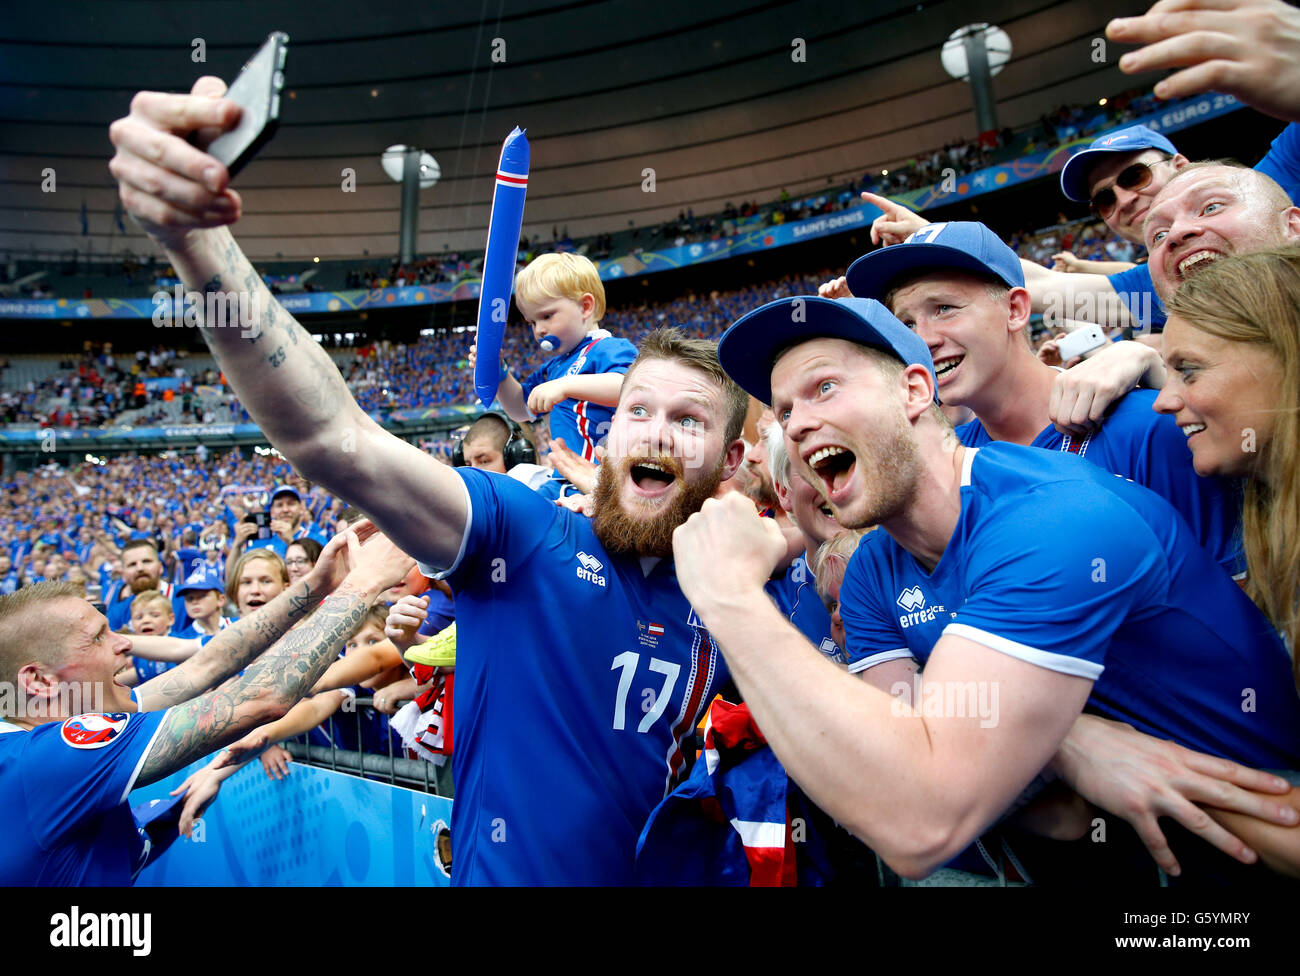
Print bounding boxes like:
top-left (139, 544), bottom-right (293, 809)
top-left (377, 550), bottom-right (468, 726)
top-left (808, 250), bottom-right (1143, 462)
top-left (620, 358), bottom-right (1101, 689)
top-left (957, 388), bottom-right (1242, 575)
top-left (429, 467), bottom-right (727, 885)
top-left (0, 710), bottom-right (169, 885)
top-left (520, 330), bottom-right (637, 462)
top-left (840, 443), bottom-right (1300, 770)
top-left (765, 555), bottom-right (844, 663)
top-left (1254, 121), bottom-right (1299, 205)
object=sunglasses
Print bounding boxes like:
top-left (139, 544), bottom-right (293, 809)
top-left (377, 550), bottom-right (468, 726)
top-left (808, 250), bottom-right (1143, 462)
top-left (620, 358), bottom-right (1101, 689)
top-left (1089, 160), bottom-right (1163, 217)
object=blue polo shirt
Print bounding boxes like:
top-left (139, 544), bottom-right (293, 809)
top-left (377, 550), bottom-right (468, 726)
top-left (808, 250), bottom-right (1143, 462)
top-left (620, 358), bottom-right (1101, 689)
top-left (840, 443), bottom-right (1300, 770)
top-left (956, 388), bottom-right (1242, 576)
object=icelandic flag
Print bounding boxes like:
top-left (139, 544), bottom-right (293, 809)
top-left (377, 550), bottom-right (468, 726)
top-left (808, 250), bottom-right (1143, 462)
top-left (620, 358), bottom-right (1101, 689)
top-left (634, 699), bottom-right (831, 886)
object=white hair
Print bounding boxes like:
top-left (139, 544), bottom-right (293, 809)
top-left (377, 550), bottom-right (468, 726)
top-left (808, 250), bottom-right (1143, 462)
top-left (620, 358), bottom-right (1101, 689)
top-left (764, 418), bottom-right (791, 493)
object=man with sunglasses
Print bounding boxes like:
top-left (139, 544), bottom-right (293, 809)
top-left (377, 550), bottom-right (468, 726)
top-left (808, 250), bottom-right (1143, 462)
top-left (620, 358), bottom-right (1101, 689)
top-left (849, 123), bottom-right (1298, 337)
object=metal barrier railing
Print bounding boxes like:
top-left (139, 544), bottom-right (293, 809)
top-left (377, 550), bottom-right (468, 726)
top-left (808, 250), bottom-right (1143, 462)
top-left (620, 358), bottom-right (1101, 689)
top-left (281, 696), bottom-right (454, 798)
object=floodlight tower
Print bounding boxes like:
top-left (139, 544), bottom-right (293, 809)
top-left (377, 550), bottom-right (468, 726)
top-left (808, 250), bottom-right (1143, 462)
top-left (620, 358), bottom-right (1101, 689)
top-left (381, 145), bottom-right (440, 266)
top-left (941, 24), bottom-right (1012, 138)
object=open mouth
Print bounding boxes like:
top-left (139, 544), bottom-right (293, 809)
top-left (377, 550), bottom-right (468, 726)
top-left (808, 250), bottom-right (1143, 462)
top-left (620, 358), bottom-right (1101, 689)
top-left (1176, 250), bottom-right (1220, 281)
top-left (933, 355), bottom-right (963, 384)
top-left (808, 446), bottom-right (856, 498)
top-left (1181, 422), bottom-right (1206, 439)
top-left (629, 459), bottom-right (678, 498)
top-left (245, 598), bottom-right (267, 609)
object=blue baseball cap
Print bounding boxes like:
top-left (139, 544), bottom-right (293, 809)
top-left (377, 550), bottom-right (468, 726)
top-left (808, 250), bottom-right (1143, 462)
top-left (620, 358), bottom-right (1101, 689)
top-left (1059, 125), bottom-right (1178, 202)
top-left (845, 221), bottom-right (1025, 305)
top-left (717, 296), bottom-right (936, 407)
top-left (178, 564), bottom-right (224, 595)
top-left (270, 484), bottom-right (301, 503)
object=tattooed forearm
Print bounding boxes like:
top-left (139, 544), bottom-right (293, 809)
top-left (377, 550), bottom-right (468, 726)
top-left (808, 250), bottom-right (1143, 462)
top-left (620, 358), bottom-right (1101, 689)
top-left (139, 579), bottom-right (321, 711)
top-left (137, 582), bottom-right (376, 785)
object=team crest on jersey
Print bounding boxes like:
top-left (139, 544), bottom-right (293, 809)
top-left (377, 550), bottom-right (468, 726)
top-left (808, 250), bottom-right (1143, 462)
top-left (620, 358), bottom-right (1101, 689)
top-left (60, 712), bottom-right (129, 750)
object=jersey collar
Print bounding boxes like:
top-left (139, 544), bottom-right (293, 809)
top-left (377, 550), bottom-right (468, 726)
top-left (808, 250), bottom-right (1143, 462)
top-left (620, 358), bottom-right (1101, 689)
top-left (0, 720), bottom-right (25, 735)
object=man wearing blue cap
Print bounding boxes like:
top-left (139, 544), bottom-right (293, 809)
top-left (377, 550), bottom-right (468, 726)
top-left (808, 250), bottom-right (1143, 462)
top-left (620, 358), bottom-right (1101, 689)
top-left (671, 295), bottom-right (1300, 883)
top-left (854, 122), bottom-right (1299, 339)
top-left (842, 219), bottom-right (1241, 576)
top-left (243, 484), bottom-right (329, 560)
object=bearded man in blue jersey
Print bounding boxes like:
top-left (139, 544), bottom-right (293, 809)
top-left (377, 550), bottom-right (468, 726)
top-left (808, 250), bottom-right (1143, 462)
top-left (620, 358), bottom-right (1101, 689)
top-left (687, 296), bottom-right (1300, 884)
top-left (108, 80), bottom-right (748, 884)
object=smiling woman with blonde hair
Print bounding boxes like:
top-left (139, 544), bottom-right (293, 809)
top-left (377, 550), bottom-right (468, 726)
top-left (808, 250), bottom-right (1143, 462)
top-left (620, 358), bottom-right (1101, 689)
top-left (1158, 246), bottom-right (1300, 677)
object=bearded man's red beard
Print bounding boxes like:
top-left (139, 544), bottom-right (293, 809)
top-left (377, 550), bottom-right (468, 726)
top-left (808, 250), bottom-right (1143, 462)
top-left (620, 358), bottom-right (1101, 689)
top-left (590, 453), bottom-right (726, 558)
top-left (129, 574), bottom-right (161, 594)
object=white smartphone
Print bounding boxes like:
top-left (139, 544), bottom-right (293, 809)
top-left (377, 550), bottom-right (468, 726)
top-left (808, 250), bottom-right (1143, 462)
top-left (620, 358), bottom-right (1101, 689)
top-left (1056, 324), bottom-right (1108, 362)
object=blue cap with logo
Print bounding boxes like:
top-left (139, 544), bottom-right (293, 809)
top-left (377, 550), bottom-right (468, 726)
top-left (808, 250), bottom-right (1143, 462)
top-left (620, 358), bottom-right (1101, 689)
top-left (1059, 124), bottom-right (1178, 203)
top-left (717, 296), bottom-right (936, 406)
top-left (177, 564), bottom-right (224, 595)
top-left (844, 221), bottom-right (1025, 304)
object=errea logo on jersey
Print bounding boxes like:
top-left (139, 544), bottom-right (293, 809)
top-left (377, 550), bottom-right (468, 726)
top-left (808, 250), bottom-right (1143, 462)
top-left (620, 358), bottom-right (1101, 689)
top-left (897, 586), bottom-right (925, 612)
top-left (576, 551), bottom-right (607, 587)
top-left (896, 587), bottom-right (944, 628)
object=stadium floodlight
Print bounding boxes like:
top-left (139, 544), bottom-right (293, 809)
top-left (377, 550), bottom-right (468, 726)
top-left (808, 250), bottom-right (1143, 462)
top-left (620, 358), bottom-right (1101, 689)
top-left (381, 145), bottom-right (440, 265)
top-left (941, 24), bottom-right (1011, 136)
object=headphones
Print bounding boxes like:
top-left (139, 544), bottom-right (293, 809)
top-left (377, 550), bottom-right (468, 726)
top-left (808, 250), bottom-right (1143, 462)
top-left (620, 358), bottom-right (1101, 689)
top-left (451, 412), bottom-right (537, 469)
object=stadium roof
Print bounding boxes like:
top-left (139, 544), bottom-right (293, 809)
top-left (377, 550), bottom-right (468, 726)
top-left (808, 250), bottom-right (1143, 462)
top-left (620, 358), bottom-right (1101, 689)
top-left (0, 0), bottom-right (1158, 260)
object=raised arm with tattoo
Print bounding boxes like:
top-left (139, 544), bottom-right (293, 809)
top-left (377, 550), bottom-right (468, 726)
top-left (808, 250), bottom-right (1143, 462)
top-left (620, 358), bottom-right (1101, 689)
top-left (133, 526), bottom-right (415, 788)
top-left (108, 78), bottom-right (465, 571)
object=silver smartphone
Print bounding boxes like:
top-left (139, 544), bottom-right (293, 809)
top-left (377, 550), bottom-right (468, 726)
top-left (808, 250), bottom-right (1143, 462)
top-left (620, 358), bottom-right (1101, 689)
top-left (202, 32), bottom-right (289, 178)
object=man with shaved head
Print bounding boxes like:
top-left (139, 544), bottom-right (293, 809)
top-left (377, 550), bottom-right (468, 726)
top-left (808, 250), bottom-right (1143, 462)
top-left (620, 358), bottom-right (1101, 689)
top-left (1143, 162), bottom-right (1300, 302)
top-left (1050, 163), bottom-right (1300, 419)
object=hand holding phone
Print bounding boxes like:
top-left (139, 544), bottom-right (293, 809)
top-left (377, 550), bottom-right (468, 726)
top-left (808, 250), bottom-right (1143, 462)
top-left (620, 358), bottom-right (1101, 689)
top-left (198, 32), bottom-right (288, 178)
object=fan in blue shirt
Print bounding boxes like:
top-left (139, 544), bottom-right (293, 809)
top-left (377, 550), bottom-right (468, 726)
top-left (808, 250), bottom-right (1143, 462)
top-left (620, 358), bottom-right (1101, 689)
top-left (702, 293), bottom-right (1299, 882)
top-left (844, 220), bottom-right (1241, 575)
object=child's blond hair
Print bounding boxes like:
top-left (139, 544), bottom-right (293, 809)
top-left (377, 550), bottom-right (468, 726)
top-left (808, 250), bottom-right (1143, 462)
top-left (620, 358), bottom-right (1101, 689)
top-left (130, 589), bottom-right (173, 619)
top-left (515, 253), bottom-right (606, 323)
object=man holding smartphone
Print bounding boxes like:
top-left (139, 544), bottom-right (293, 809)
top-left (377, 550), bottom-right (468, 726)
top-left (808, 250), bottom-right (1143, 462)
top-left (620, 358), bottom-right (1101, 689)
top-left (841, 220), bottom-right (1242, 576)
